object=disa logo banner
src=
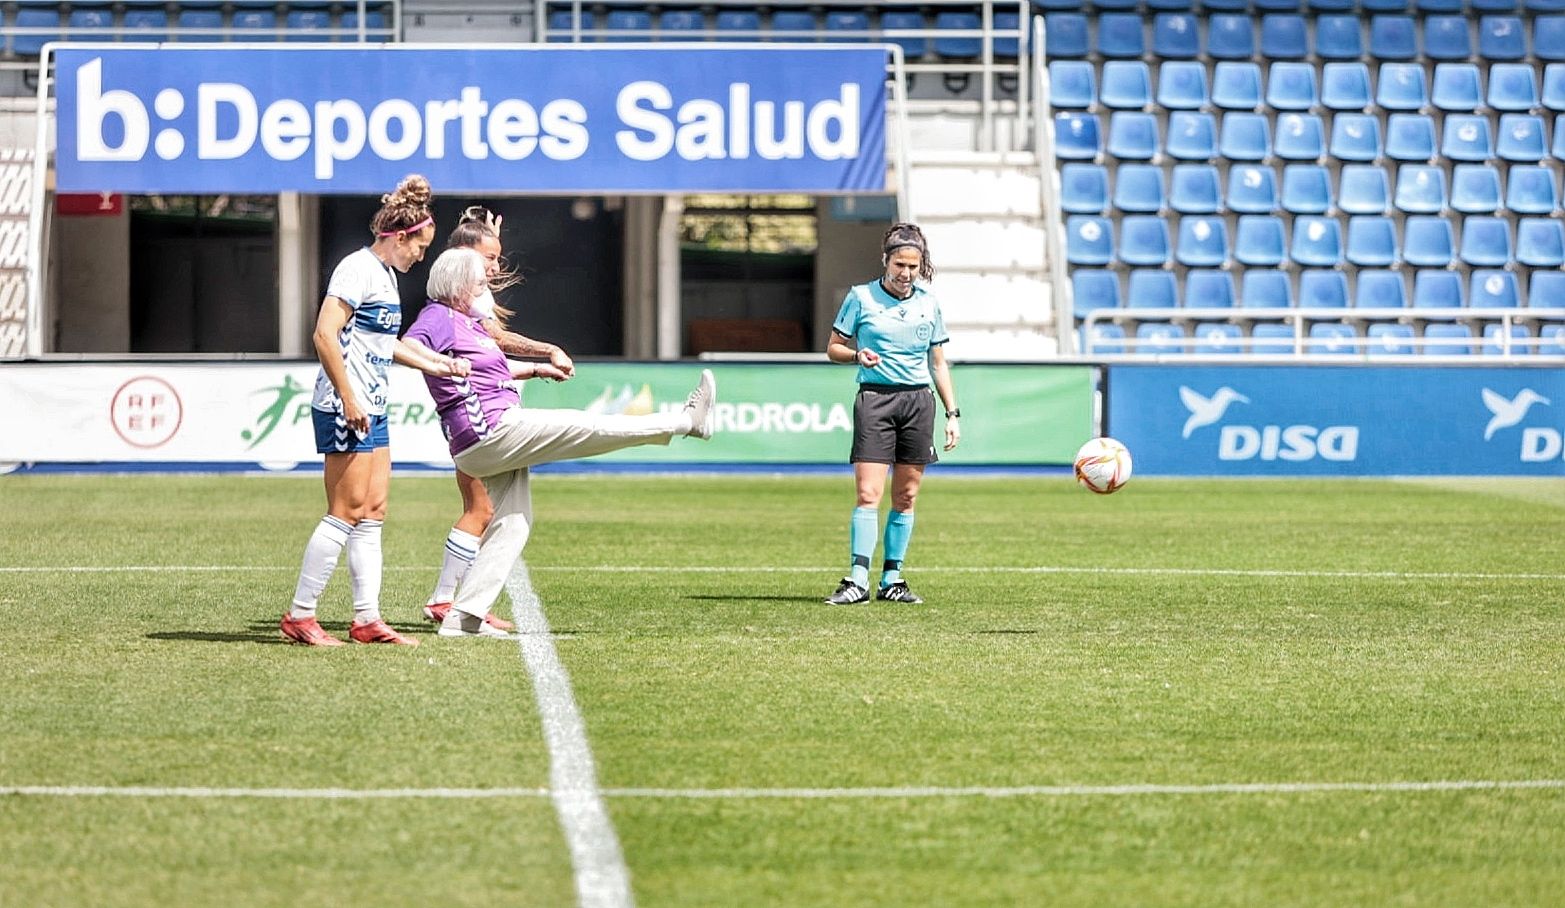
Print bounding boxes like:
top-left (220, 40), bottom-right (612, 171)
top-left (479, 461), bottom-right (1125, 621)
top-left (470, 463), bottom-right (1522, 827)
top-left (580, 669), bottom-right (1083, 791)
top-left (54, 46), bottom-right (888, 194)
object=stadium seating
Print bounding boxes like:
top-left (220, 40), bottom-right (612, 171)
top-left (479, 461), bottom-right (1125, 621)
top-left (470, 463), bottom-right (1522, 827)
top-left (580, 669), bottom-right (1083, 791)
top-left (1228, 165), bottom-right (1279, 213)
top-left (1368, 323), bottom-right (1417, 355)
top-left (1136, 322), bottom-right (1186, 355)
top-left (1127, 269), bottom-right (1178, 309)
top-left (1357, 270), bottom-right (1410, 308)
top-left (1169, 165), bottom-right (1221, 214)
top-left (1072, 269), bottom-right (1120, 318)
top-left (1186, 270), bottom-right (1237, 309)
top-left (1113, 164), bottom-right (1165, 214)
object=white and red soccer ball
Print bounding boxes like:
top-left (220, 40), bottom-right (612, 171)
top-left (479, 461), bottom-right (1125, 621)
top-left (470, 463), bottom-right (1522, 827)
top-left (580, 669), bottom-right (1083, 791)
top-left (1074, 437), bottom-right (1133, 494)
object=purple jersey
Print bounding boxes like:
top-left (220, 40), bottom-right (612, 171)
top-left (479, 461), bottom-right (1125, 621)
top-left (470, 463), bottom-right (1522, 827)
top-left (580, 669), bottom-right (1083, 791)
top-left (404, 302), bottom-right (519, 455)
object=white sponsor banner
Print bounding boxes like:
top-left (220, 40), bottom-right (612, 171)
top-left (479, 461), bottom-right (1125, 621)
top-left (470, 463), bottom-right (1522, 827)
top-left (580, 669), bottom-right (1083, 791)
top-left (0, 363), bottom-right (453, 467)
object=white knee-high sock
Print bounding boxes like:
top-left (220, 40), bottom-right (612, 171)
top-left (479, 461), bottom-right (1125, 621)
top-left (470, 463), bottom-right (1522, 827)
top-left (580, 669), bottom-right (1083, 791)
top-left (290, 515), bottom-right (354, 619)
top-left (347, 518), bottom-right (384, 624)
top-left (428, 528), bottom-right (481, 606)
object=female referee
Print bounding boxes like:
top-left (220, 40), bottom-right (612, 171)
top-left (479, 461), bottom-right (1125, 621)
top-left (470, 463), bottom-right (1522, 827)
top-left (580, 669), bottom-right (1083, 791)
top-left (823, 222), bottom-right (960, 605)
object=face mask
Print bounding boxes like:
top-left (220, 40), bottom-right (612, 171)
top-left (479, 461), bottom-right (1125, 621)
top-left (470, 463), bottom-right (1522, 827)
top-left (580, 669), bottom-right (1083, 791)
top-left (469, 287), bottom-right (497, 319)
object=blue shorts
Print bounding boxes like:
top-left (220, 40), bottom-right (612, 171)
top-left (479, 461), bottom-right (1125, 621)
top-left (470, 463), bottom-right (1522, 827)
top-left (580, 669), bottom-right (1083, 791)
top-left (312, 408), bottom-right (390, 454)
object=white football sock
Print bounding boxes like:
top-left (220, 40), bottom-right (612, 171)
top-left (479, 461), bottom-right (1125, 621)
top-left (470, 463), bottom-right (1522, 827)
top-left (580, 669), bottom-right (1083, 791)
top-left (428, 528), bottom-right (481, 605)
top-left (289, 515), bottom-right (353, 619)
top-left (347, 518), bottom-right (384, 624)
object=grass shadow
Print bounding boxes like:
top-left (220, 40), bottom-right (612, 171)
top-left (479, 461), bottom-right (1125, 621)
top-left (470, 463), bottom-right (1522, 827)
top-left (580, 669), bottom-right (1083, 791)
top-left (147, 619), bottom-right (429, 646)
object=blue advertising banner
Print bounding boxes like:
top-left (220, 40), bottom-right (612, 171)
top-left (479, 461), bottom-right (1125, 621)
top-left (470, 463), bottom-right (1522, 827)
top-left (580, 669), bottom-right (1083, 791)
top-left (1107, 365), bottom-right (1565, 476)
top-left (53, 46), bottom-right (888, 194)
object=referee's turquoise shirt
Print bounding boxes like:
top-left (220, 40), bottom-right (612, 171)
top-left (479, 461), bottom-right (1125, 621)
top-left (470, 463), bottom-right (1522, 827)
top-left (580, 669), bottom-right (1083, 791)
top-left (832, 280), bottom-right (950, 387)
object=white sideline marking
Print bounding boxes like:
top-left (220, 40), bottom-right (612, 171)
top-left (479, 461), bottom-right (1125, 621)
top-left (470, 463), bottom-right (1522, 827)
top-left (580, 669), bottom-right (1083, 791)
top-left (506, 561), bottom-right (635, 908)
top-left (3, 564), bottom-right (1564, 582)
top-left (4, 779), bottom-right (1562, 800)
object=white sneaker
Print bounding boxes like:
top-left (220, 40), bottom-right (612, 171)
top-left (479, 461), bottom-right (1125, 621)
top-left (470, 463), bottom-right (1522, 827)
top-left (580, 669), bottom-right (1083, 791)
top-left (684, 368), bottom-right (716, 440)
top-left (437, 610), bottom-right (513, 638)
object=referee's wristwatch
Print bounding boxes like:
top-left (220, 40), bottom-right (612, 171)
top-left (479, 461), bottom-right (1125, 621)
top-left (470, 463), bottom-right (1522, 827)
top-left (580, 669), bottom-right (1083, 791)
top-left (945, 408), bottom-right (961, 419)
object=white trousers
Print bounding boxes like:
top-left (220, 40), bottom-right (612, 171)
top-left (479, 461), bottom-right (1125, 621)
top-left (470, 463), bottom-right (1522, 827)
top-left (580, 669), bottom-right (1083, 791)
top-left (449, 406), bottom-right (686, 618)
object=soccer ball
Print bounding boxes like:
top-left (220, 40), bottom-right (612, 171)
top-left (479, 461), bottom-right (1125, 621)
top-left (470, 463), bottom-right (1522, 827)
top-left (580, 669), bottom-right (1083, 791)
top-left (1074, 437), bottom-right (1133, 495)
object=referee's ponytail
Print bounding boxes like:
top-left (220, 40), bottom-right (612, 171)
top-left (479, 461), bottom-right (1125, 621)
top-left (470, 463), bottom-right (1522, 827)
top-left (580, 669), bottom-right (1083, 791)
top-left (881, 222), bottom-right (935, 282)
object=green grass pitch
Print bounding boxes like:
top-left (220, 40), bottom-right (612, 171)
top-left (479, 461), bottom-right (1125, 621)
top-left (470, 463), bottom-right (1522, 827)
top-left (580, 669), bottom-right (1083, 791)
top-left (1, 473), bottom-right (1562, 906)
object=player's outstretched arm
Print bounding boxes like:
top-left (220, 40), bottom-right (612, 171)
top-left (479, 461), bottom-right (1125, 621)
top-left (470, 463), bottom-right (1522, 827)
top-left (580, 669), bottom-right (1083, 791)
top-left (395, 337), bottom-right (469, 377)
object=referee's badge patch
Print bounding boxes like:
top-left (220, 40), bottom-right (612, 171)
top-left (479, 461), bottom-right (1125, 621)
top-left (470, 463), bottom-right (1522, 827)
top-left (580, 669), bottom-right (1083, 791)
top-left (916, 323), bottom-right (934, 341)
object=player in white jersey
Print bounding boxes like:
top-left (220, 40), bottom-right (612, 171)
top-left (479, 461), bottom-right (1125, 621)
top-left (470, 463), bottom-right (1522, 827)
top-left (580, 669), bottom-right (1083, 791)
top-left (281, 175), bottom-right (470, 648)
top-left (420, 206), bottom-right (578, 633)
top-left (824, 223), bottom-right (961, 606)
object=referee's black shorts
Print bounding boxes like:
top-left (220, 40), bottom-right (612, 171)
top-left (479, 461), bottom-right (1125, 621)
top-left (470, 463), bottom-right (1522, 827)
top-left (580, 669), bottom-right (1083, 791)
top-left (850, 384), bottom-right (938, 466)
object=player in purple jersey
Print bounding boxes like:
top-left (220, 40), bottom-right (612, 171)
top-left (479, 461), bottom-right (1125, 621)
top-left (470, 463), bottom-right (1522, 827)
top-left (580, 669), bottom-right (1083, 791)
top-left (421, 206), bottom-right (577, 633)
top-left (404, 248), bottom-right (716, 637)
top-left (281, 175), bottom-right (470, 648)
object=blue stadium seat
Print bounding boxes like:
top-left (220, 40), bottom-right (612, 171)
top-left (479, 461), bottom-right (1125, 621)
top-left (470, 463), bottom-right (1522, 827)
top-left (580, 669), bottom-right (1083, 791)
top-left (1267, 63), bottom-right (1319, 111)
top-left (1531, 271), bottom-right (1565, 309)
top-left (1309, 322), bottom-right (1357, 354)
top-left (1489, 65), bottom-right (1540, 112)
top-left (1299, 270), bottom-right (1350, 308)
top-left (124, 9), bottom-right (169, 42)
top-left (1274, 114), bottom-right (1325, 161)
top-left (1442, 115), bottom-right (1494, 162)
top-left (1404, 217), bottom-right (1456, 266)
top-left (1281, 164), bottom-right (1332, 214)
top-left (713, 10), bottom-right (760, 42)
top-left (1517, 218), bottom-right (1565, 266)
top-left (1153, 13), bottom-right (1201, 58)
top-left (1176, 216), bottom-right (1229, 267)
top-left (1097, 13), bottom-right (1145, 58)
top-left (547, 10), bottom-right (595, 42)
top-left (1044, 13), bottom-right (1089, 58)
top-left (14, 8), bottom-right (61, 54)
top-left (1127, 269), bottom-right (1179, 309)
top-left (1120, 216), bottom-right (1173, 266)
top-left (1170, 164), bottom-right (1221, 213)
top-left (1260, 15), bottom-right (1308, 59)
top-left (991, 11), bottom-right (1021, 59)
top-left (1061, 164), bottom-right (1109, 214)
top-left (933, 11), bottom-right (979, 58)
top-left (1554, 116), bottom-right (1565, 159)
top-left (1235, 215), bottom-right (1287, 265)
top-left (1478, 15), bottom-right (1527, 60)
top-left (1136, 323), bottom-right (1187, 355)
top-left (1251, 323), bottom-right (1298, 354)
top-left (1211, 63), bottom-right (1262, 111)
top-left (1321, 63), bottom-right (1371, 111)
top-left (1035, 0), bottom-right (1083, 10)
top-left (1356, 270), bottom-right (1409, 308)
top-left (174, 9), bottom-right (222, 44)
top-left (1309, 0), bottom-right (1357, 10)
top-left (1362, 0), bottom-right (1412, 8)
top-left (1394, 164), bottom-right (1448, 213)
top-left (1072, 269), bottom-right (1121, 318)
top-left (660, 9), bottom-right (707, 39)
top-left (1053, 113), bottom-right (1101, 160)
top-left (1106, 112), bottom-right (1159, 161)
top-left (1049, 61), bottom-right (1096, 110)
top-left (1538, 16), bottom-right (1565, 61)
top-left (1157, 61), bottom-right (1209, 110)
top-left (880, 10), bottom-right (926, 58)
top-left (1368, 323), bottom-right (1416, 354)
top-left (1347, 216), bottom-right (1399, 266)
top-left (1066, 216), bottom-right (1114, 265)
top-left (1376, 63), bottom-right (1428, 110)
top-left (1339, 165), bottom-right (1390, 214)
top-left (1413, 270), bottom-right (1465, 308)
top-left (233, 10), bottom-right (279, 42)
top-left (65, 9), bottom-right (113, 41)
top-left (1113, 164), bottom-right (1166, 213)
top-left (1291, 216), bottom-right (1343, 266)
top-left (1101, 61), bottom-right (1153, 110)
top-left (285, 10), bottom-right (333, 40)
top-left (1315, 16), bottom-right (1363, 59)
top-left (1242, 270), bottom-right (1294, 309)
top-left (1507, 165), bottom-right (1559, 214)
top-left (1186, 270), bottom-right (1237, 308)
top-left (1081, 323), bottom-right (1127, 355)
top-left (1544, 64), bottom-right (1565, 111)
top-left (1482, 323), bottom-right (1532, 356)
top-left (1474, 0), bottom-right (1521, 9)
top-left (1459, 217), bottom-right (1514, 266)
top-left (1385, 114), bottom-right (1437, 161)
top-left (1192, 323), bottom-right (1244, 354)
top-left (1094, 0), bottom-right (1142, 9)
top-left (1206, 14), bottom-right (1255, 60)
top-left (1471, 270), bottom-right (1523, 308)
top-left (341, 10), bottom-right (388, 39)
top-left (1328, 114), bottom-right (1382, 162)
top-left (1369, 16), bottom-right (1417, 60)
top-left (1166, 111), bottom-right (1219, 160)
top-left (1431, 64), bottom-right (1482, 112)
top-left (1227, 164), bottom-right (1279, 214)
top-left (1423, 323), bottom-right (1475, 356)
top-left (1496, 114), bottom-right (1547, 163)
top-left (1451, 164), bottom-right (1503, 213)
top-left (1423, 15), bottom-right (1472, 60)
top-left (1149, 0), bottom-right (1198, 9)
top-left (606, 8), bottom-right (654, 41)
top-left (1542, 324), bottom-right (1565, 356)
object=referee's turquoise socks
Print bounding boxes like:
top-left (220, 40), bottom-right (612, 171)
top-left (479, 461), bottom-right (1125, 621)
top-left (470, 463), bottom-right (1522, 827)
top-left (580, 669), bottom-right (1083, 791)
top-left (880, 510), bottom-right (915, 588)
top-left (848, 506), bottom-right (877, 587)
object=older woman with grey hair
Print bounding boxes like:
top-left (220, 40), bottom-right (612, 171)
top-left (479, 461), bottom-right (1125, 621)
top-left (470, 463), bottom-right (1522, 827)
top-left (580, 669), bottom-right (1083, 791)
top-left (403, 247), bottom-right (718, 637)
